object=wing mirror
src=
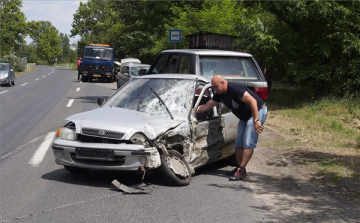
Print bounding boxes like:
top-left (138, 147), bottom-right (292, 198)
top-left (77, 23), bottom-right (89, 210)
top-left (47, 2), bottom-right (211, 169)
top-left (97, 97), bottom-right (107, 106)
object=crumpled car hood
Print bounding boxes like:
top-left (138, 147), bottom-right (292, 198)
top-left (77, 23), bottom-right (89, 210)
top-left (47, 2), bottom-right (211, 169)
top-left (66, 107), bottom-right (184, 140)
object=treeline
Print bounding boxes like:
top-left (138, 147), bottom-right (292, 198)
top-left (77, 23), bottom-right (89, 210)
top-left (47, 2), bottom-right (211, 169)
top-left (71, 0), bottom-right (360, 97)
top-left (0, 0), bottom-right (77, 71)
top-left (1, 0), bottom-right (359, 97)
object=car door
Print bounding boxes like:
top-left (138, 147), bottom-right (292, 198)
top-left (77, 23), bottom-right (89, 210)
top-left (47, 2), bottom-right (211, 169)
top-left (190, 83), bottom-right (227, 168)
top-left (119, 66), bottom-right (130, 87)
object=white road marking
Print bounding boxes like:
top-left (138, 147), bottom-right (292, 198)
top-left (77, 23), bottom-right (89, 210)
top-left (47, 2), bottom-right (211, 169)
top-left (35, 78), bottom-right (39, 81)
top-left (1, 135), bottom-right (43, 160)
top-left (43, 75), bottom-right (46, 77)
top-left (21, 83), bottom-right (28, 86)
top-left (66, 99), bottom-right (74, 107)
top-left (76, 87), bottom-right (80, 91)
top-left (0, 90), bottom-right (8, 94)
top-left (29, 132), bottom-right (55, 167)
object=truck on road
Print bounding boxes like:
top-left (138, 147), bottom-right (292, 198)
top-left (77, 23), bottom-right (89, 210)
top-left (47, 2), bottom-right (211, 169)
top-left (80, 44), bottom-right (116, 82)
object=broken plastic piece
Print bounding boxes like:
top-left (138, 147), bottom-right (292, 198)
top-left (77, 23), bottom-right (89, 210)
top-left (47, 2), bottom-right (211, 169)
top-left (111, 180), bottom-right (150, 194)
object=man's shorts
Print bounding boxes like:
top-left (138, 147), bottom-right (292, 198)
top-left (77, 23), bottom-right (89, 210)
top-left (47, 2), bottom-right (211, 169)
top-left (235, 106), bottom-right (268, 149)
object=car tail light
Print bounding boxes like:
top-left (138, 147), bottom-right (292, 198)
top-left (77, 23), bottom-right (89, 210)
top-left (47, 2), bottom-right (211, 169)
top-left (254, 87), bottom-right (268, 100)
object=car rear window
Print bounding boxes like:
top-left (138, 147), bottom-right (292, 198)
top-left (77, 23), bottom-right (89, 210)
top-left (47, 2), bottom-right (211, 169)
top-left (199, 56), bottom-right (259, 80)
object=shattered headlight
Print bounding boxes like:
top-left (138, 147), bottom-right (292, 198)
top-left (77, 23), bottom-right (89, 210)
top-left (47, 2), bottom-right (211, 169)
top-left (56, 127), bottom-right (75, 141)
top-left (129, 133), bottom-right (149, 147)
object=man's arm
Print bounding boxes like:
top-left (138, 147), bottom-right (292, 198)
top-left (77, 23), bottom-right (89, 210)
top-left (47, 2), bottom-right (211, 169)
top-left (241, 92), bottom-right (264, 134)
top-left (196, 99), bottom-right (218, 114)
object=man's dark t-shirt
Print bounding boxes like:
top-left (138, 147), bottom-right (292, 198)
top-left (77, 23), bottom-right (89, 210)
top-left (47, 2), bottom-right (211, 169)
top-left (212, 82), bottom-right (264, 122)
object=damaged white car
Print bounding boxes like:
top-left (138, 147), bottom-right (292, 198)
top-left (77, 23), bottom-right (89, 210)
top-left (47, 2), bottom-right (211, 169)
top-left (52, 74), bottom-right (238, 186)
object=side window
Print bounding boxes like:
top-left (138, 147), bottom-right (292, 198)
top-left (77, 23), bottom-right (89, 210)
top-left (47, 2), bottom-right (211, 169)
top-left (179, 55), bottom-right (191, 74)
top-left (151, 54), bottom-right (168, 74)
top-left (165, 55), bottom-right (179, 73)
top-left (121, 66), bottom-right (129, 74)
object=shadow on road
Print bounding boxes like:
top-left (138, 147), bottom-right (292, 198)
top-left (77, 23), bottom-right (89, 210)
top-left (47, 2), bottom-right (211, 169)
top-left (41, 168), bottom-right (175, 189)
top-left (66, 95), bottom-right (108, 104)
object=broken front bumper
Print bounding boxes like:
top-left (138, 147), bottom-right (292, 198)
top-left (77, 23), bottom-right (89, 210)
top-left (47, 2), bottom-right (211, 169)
top-left (52, 138), bottom-right (161, 171)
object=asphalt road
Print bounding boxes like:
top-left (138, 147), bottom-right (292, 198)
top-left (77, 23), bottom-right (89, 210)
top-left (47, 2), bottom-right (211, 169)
top-left (0, 66), bottom-right (272, 223)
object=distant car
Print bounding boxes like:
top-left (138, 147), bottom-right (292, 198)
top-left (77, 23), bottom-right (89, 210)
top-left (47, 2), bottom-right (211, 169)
top-left (116, 64), bottom-right (150, 89)
top-left (0, 63), bottom-right (15, 87)
top-left (52, 74), bottom-right (237, 186)
top-left (148, 49), bottom-right (268, 101)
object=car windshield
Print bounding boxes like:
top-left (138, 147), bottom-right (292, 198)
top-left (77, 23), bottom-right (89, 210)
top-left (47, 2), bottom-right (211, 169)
top-left (84, 47), bottom-right (113, 60)
top-left (131, 66), bottom-right (150, 76)
top-left (104, 78), bottom-right (196, 120)
top-left (0, 64), bottom-right (7, 71)
top-left (200, 56), bottom-right (259, 80)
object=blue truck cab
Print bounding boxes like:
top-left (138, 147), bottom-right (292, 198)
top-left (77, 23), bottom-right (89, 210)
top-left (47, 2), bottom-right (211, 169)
top-left (80, 44), bottom-right (115, 82)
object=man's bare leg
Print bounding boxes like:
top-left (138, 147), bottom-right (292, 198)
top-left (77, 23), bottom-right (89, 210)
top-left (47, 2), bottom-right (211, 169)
top-left (240, 148), bottom-right (253, 168)
top-left (236, 147), bottom-right (244, 165)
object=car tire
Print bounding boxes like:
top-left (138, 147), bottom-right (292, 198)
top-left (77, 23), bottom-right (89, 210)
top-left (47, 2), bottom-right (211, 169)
top-left (8, 80), bottom-right (11, 87)
top-left (64, 165), bottom-right (90, 174)
top-left (158, 150), bottom-right (192, 186)
top-left (12, 79), bottom-right (15, 85)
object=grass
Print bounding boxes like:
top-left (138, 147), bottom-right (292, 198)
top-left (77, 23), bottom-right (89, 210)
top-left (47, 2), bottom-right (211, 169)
top-left (15, 63), bottom-right (35, 76)
top-left (266, 82), bottom-right (360, 198)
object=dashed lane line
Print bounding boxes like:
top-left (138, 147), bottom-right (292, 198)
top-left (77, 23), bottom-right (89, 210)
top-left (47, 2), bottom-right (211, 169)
top-left (66, 99), bottom-right (74, 107)
top-left (0, 90), bottom-right (8, 94)
top-left (29, 132), bottom-right (55, 167)
top-left (42, 75), bottom-right (46, 77)
top-left (35, 78), bottom-right (39, 81)
top-left (20, 83), bottom-right (28, 86)
top-left (76, 87), bottom-right (80, 91)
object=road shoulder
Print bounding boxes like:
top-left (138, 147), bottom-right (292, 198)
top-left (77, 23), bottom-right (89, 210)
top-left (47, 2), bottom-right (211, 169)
top-left (246, 126), bottom-right (360, 222)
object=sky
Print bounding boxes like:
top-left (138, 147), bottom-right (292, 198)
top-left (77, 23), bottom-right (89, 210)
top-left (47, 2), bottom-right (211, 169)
top-left (22, 0), bottom-right (87, 45)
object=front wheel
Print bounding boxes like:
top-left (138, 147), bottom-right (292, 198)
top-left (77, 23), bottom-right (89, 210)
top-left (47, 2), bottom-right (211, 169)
top-left (158, 150), bottom-right (192, 186)
top-left (64, 165), bottom-right (90, 174)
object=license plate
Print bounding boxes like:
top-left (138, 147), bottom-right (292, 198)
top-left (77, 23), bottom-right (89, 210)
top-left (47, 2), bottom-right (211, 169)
top-left (75, 148), bottom-right (115, 161)
top-left (93, 74), bottom-right (101, 77)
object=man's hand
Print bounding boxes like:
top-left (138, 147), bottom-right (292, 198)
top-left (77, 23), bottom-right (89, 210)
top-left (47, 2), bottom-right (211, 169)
top-left (254, 119), bottom-right (264, 134)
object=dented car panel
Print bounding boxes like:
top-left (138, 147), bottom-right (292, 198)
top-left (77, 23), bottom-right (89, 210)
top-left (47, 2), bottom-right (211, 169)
top-left (52, 74), bottom-right (236, 185)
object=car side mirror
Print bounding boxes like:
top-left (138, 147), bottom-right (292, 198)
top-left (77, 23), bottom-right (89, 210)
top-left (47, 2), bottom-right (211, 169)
top-left (97, 97), bottom-right (107, 106)
top-left (138, 69), bottom-right (147, 76)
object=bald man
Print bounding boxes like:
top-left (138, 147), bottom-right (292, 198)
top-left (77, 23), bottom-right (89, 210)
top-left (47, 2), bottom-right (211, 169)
top-left (196, 75), bottom-right (267, 181)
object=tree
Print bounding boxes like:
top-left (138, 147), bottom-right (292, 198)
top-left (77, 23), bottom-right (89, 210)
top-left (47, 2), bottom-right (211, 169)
top-left (34, 22), bottom-right (62, 65)
top-left (0, 0), bottom-right (27, 57)
top-left (59, 33), bottom-right (71, 63)
top-left (255, 0), bottom-right (360, 96)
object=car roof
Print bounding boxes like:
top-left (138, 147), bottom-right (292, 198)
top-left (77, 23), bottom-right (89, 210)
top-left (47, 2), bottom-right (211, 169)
top-left (161, 49), bottom-right (252, 57)
top-left (138, 74), bottom-right (210, 82)
top-left (128, 64), bottom-right (151, 68)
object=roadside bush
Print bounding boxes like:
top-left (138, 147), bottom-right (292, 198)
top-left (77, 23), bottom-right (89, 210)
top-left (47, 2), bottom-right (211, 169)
top-left (0, 51), bottom-right (26, 72)
top-left (36, 60), bottom-right (49, 65)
